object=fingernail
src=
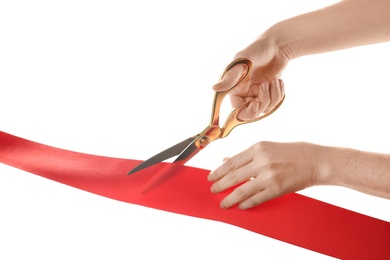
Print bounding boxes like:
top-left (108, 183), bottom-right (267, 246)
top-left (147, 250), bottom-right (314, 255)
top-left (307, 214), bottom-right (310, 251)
top-left (207, 172), bottom-right (214, 181)
top-left (220, 201), bottom-right (228, 209)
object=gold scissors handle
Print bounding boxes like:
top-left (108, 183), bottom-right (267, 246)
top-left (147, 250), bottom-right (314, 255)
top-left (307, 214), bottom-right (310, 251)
top-left (208, 57), bottom-right (285, 140)
top-left (127, 58), bottom-right (285, 175)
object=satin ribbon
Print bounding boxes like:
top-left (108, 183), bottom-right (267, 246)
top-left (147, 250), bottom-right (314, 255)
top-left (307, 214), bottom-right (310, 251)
top-left (0, 131), bottom-right (389, 259)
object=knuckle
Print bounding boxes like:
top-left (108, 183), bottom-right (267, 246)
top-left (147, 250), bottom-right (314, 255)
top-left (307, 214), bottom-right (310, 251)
top-left (228, 172), bottom-right (239, 185)
top-left (223, 158), bottom-right (235, 171)
top-left (211, 183), bottom-right (220, 193)
top-left (252, 141), bottom-right (272, 157)
top-left (235, 186), bottom-right (248, 200)
top-left (253, 141), bottom-right (269, 150)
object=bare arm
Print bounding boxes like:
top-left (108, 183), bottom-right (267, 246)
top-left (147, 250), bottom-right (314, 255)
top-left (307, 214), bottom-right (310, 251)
top-left (215, 0), bottom-right (390, 119)
top-left (267, 0), bottom-right (390, 59)
top-left (323, 146), bottom-right (390, 200)
top-left (208, 0), bottom-right (390, 210)
top-left (208, 143), bottom-right (390, 210)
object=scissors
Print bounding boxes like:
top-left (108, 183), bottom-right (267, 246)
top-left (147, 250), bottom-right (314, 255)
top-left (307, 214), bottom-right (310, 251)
top-left (128, 58), bottom-right (284, 175)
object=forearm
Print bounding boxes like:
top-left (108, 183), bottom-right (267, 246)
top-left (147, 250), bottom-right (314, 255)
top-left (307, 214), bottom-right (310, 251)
top-left (319, 146), bottom-right (390, 199)
top-left (267, 0), bottom-right (390, 59)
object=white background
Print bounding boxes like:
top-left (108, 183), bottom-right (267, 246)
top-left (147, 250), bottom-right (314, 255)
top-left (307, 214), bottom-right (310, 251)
top-left (1, 1), bottom-right (390, 259)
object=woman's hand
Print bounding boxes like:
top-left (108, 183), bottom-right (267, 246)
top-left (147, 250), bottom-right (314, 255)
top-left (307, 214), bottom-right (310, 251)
top-left (212, 35), bottom-right (289, 120)
top-left (208, 0), bottom-right (390, 210)
top-left (207, 142), bottom-right (326, 210)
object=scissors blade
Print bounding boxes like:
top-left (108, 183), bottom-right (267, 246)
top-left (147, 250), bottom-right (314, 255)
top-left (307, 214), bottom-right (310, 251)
top-left (127, 137), bottom-right (195, 175)
top-left (173, 140), bottom-right (201, 165)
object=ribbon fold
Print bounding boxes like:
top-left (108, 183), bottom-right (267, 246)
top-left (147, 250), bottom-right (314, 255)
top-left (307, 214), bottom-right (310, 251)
top-left (0, 131), bottom-right (389, 259)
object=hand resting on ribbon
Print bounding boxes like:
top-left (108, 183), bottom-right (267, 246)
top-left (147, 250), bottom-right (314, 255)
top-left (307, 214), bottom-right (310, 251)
top-left (208, 0), bottom-right (390, 210)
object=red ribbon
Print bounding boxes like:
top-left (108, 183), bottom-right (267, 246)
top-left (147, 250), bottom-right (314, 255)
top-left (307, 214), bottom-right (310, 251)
top-left (0, 131), bottom-right (389, 259)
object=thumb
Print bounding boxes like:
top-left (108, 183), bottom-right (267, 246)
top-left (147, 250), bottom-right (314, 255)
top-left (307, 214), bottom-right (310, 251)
top-left (212, 64), bottom-right (246, 92)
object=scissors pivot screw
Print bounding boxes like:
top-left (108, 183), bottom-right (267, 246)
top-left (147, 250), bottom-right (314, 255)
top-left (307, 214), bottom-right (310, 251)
top-left (127, 58), bottom-right (284, 176)
top-left (200, 136), bottom-right (210, 147)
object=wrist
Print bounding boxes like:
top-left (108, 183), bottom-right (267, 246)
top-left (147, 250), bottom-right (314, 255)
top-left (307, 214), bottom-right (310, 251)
top-left (313, 144), bottom-right (337, 186)
top-left (316, 145), bottom-right (360, 187)
top-left (264, 21), bottom-right (302, 61)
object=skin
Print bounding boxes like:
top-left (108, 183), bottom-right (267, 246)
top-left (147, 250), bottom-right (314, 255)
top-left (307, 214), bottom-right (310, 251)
top-left (208, 0), bottom-right (390, 210)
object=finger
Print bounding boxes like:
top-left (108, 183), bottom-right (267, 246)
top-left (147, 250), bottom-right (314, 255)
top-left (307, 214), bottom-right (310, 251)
top-left (257, 82), bottom-right (271, 113)
top-left (238, 84), bottom-right (267, 120)
top-left (237, 97), bottom-right (259, 120)
top-left (210, 162), bottom-right (256, 194)
top-left (237, 83), bottom-right (271, 120)
top-left (230, 81), bottom-right (251, 109)
top-left (279, 79), bottom-right (285, 98)
top-left (247, 99), bottom-right (260, 118)
top-left (219, 177), bottom-right (263, 209)
top-left (208, 148), bottom-right (253, 182)
top-left (265, 79), bottom-right (283, 113)
top-left (238, 187), bottom-right (280, 210)
top-left (223, 157), bottom-right (230, 162)
top-left (212, 64), bottom-right (246, 92)
top-left (230, 92), bottom-right (246, 109)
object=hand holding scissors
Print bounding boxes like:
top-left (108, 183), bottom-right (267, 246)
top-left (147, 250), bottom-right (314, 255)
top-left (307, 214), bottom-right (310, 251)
top-left (128, 58), bottom-right (285, 175)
